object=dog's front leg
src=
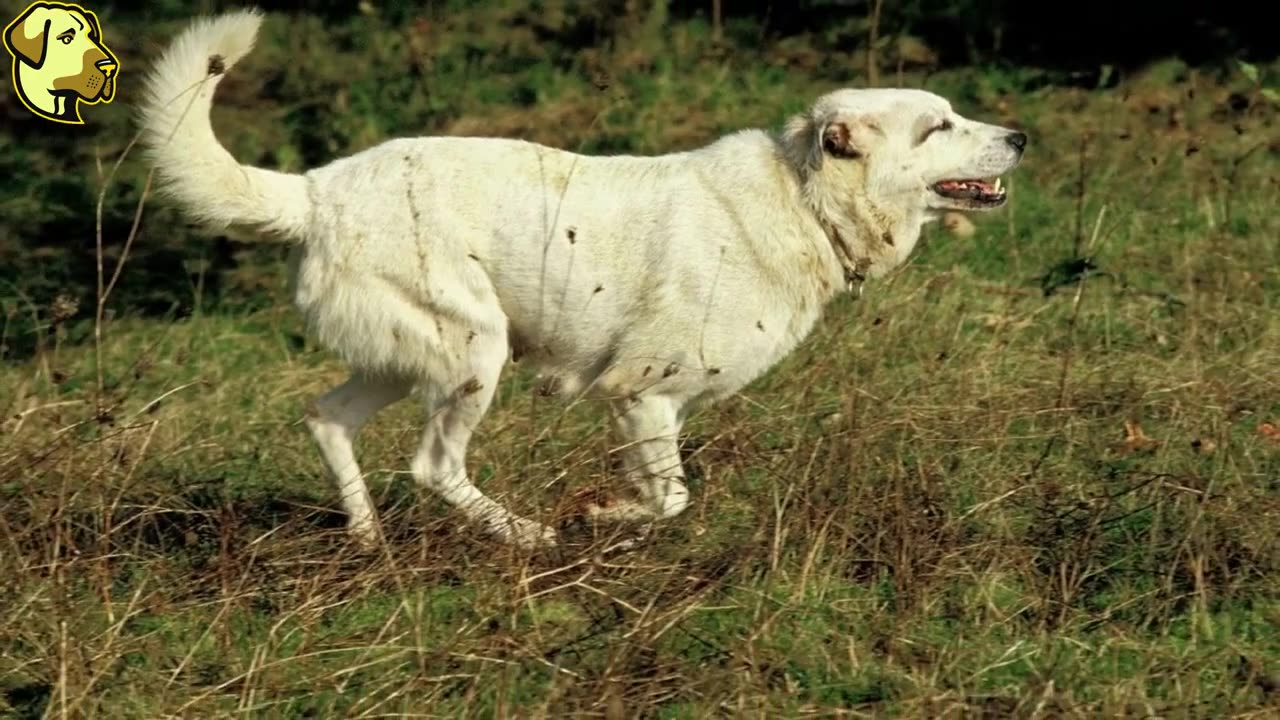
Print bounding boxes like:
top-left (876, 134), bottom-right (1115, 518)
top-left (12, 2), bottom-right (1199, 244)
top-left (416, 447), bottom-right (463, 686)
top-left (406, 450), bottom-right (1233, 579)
top-left (591, 395), bottom-right (690, 523)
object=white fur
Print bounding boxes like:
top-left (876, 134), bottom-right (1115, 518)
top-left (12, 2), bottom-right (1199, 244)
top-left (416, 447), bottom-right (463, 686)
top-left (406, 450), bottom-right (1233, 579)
top-left (137, 9), bottom-right (1026, 548)
top-left (137, 9), bottom-right (307, 236)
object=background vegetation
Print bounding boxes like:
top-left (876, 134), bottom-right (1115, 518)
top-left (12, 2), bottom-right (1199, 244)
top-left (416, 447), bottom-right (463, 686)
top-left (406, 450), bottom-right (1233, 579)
top-left (2, 0), bottom-right (1278, 716)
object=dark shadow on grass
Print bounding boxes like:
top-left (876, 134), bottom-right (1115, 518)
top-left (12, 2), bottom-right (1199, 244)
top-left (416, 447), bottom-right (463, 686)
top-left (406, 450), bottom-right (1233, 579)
top-left (1, 683), bottom-right (51, 720)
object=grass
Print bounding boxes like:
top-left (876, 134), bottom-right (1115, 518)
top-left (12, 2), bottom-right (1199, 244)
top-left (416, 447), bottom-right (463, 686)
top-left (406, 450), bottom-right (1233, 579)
top-left (2, 3), bottom-right (1280, 717)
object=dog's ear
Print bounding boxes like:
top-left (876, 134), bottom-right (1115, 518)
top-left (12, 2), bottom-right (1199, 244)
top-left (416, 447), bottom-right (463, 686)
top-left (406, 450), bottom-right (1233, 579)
top-left (820, 117), bottom-right (878, 160)
top-left (4, 4), bottom-right (52, 68)
top-left (782, 111), bottom-right (879, 174)
top-left (84, 9), bottom-right (102, 39)
top-left (820, 122), bottom-right (859, 159)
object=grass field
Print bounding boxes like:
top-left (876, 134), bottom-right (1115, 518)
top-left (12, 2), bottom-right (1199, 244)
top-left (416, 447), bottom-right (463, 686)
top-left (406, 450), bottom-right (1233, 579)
top-left (2, 4), bottom-right (1279, 717)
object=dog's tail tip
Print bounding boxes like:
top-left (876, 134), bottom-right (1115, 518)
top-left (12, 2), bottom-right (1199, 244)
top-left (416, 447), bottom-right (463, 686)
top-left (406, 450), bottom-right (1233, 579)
top-left (197, 7), bottom-right (266, 67)
top-left (139, 7), bottom-right (309, 242)
top-left (139, 7), bottom-right (267, 120)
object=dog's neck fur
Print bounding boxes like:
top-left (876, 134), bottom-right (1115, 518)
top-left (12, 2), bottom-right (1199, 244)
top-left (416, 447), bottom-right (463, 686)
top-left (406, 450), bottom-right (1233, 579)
top-left (777, 116), bottom-right (926, 292)
top-left (819, 221), bottom-right (873, 293)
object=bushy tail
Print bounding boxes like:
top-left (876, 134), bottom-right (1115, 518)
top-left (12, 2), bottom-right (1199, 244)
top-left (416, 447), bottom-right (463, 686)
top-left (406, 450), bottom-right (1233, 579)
top-left (137, 9), bottom-right (308, 240)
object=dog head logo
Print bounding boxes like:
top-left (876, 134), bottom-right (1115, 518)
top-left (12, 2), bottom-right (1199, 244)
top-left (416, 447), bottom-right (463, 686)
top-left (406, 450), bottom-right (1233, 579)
top-left (4, 1), bottom-right (118, 124)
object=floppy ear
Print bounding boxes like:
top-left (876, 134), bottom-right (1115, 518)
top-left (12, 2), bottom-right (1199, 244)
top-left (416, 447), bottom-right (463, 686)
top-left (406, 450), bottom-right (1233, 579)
top-left (781, 113), bottom-right (818, 170)
top-left (782, 111), bottom-right (878, 173)
top-left (4, 4), bottom-right (52, 68)
top-left (84, 10), bottom-right (102, 39)
top-left (821, 121), bottom-right (859, 158)
top-left (820, 117), bottom-right (879, 160)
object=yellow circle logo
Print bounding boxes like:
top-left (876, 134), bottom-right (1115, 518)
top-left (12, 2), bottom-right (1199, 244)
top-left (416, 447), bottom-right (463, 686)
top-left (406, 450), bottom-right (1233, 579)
top-left (3, 1), bottom-right (118, 124)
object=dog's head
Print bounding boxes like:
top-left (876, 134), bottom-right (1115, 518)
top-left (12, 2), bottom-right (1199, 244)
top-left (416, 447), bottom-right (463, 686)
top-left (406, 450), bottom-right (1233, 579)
top-left (4, 1), bottom-right (118, 122)
top-left (782, 88), bottom-right (1025, 273)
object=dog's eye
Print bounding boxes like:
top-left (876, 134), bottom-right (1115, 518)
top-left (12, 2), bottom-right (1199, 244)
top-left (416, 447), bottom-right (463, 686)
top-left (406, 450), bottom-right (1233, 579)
top-left (920, 119), bottom-right (953, 144)
top-left (921, 119), bottom-right (952, 144)
top-left (57, 31), bottom-right (74, 44)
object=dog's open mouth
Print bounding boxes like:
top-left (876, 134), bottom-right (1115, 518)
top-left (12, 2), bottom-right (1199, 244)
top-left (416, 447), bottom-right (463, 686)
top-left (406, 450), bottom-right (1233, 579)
top-left (931, 177), bottom-right (1007, 209)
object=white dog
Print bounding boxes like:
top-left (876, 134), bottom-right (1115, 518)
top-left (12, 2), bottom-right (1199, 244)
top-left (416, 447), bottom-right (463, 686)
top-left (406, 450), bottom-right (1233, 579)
top-left (137, 10), bottom-right (1025, 548)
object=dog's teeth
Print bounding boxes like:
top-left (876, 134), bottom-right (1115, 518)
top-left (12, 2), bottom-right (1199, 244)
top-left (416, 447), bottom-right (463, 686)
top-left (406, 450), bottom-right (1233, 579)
top-left (994, 177), bottom-right (1002, 192)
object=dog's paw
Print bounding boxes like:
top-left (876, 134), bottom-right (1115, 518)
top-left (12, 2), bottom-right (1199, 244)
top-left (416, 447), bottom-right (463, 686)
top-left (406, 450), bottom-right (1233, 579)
top-left (347, 519), bottom-right (383, 552)
top-left (490, 516), bottom-right (558, 548)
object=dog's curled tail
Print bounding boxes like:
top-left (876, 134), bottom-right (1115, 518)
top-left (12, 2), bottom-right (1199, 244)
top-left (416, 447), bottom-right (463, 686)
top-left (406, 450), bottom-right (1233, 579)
top-left (137, 9), bottom-right (308, 240)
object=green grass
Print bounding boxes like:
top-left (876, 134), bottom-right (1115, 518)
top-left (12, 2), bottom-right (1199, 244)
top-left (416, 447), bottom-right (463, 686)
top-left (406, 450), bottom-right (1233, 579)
top-left (2, 3), bottom-right (1280, 718)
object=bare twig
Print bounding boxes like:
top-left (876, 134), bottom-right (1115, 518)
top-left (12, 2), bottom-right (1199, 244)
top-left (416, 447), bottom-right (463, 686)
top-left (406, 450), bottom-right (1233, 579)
top-left (1055, 205), bottom-right (1106, 409)
top-left (1072, 132), bottom-right (1091, 257)
top-left (92, 127), bottom-right (148, 418)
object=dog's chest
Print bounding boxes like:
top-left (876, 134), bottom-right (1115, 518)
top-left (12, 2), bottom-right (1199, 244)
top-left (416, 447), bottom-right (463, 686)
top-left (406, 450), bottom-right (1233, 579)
top-left (553, 278), bottom-right (836, 407)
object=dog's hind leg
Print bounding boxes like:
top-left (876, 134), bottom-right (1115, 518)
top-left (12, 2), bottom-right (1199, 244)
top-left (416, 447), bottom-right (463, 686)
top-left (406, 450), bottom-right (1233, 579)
top-left (590, 395), bottom-right (690, 523)
top-left (306, 374), bottom-right (414, 547)
top-left (412, 333), bottom-right (557, 548)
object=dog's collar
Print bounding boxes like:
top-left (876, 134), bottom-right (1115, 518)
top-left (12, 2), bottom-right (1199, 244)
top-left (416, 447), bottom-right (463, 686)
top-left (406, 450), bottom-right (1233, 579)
top-left (822, 222), bottom-right (870, 298)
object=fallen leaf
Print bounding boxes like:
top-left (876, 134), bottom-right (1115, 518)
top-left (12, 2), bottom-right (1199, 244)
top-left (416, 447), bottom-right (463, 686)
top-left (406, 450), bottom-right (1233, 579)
top-left (1260, 422), bottom-right (1280, 444)
top-left (1121, 419), bottom-right (1159, 454)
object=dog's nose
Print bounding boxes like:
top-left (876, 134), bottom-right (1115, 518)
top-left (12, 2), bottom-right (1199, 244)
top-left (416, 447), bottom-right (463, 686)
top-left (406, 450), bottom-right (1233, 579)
top-left (1005, 131), bottom-right (1028, 152)
top-left (96, 59), bottom-right (117, 77)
